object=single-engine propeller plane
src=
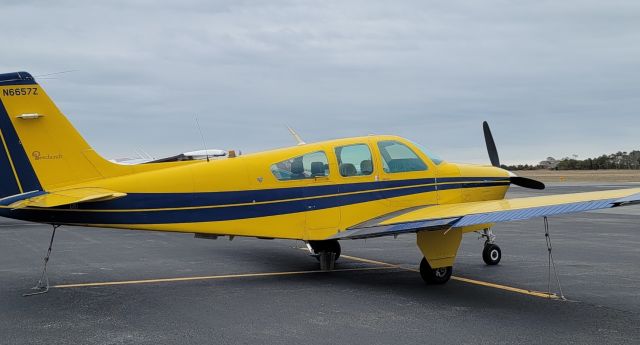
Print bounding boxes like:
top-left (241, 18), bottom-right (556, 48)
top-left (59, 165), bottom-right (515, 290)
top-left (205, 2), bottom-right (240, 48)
top-left (1, 71), bottom-right (639, 295)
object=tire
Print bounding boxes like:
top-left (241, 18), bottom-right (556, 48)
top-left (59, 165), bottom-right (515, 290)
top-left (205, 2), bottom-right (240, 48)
top-left (419, 257), bottom-right (452, 284)
top-left (309, 240), bottom-right (341, 261)
top-left (482, 243), bottom-right (501, 265)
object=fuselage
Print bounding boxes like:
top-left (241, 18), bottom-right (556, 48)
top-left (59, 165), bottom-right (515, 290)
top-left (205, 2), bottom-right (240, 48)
top-left (0, 135), bottom-right (510, 240)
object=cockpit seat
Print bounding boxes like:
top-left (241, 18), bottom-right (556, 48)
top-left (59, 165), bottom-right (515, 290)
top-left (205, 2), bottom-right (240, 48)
top-left (340, 163), bottom-right (357, 177)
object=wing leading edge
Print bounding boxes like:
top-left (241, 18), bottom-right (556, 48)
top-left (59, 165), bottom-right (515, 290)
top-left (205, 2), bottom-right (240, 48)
top-left (331, 188), bottom-right (640, 240)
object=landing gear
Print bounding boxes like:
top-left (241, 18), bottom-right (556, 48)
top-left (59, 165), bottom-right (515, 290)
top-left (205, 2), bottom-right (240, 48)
top-left (307, 240), bottom-right (341, 271)
top-left (308, 240), bottom-right (341, 261)
top-left (480, 228), bottom-right (501, 265)
top-left (419, 257), bottom-right (452, 284)
top-left (482, 243), bottom-right (501, 265)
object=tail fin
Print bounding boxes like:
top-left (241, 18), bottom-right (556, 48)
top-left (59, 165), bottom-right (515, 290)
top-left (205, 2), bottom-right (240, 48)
top-left (0, 71), bottom-right (126, 198)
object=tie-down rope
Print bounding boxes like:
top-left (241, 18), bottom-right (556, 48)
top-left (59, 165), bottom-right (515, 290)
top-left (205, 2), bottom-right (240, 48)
top-left (544, 216), bottom-right (566, 300)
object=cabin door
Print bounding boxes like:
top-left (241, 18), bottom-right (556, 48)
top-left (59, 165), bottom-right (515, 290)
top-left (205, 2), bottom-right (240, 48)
top-left (305, 177), bottom-right (341, 231)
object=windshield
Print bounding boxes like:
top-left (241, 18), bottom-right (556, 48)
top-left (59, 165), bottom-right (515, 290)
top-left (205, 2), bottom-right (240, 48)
top-left (410, 141), bottom-right (444, 165)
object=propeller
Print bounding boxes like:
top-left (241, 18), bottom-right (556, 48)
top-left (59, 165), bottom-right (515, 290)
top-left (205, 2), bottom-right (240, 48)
top-left (509, 176), bottom-right (546, 190)
top-left (483, 121), bottom-right (500, 167)
top-left (482, 121), bottom-right (545, 190)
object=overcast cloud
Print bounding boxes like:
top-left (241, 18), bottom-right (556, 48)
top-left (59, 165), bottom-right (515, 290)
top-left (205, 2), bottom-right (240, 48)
top-left (1, 0), bottom-right (639, 164)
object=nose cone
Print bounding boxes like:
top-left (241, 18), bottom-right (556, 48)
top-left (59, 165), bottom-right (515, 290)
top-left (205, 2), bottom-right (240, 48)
top-left (456, 164), bottom-right (545, 190)
top-left (456, 164), bottom-right (510, 180)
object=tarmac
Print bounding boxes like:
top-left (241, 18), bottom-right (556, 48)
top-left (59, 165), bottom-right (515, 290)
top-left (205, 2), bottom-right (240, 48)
top-left (1, 183), bottom-right (639, 345)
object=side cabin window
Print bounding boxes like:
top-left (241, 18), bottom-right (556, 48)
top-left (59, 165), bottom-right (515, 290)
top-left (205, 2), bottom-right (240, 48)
top-left (334, 144), bottom-right (374, 177)
top-left (377, 140), bottom-right (428, 173)
top-left (270, 151), bottom-right (329, 181)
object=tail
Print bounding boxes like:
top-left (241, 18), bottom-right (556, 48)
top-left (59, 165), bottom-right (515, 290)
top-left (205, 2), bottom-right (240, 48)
top-left (0, 71), bottom-right (127, 198)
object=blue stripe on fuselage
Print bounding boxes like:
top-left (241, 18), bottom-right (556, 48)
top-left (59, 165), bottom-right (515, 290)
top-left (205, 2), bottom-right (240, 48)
top-left (0, 179), bottom-right (510, 225)
top-left (77, 177), bottom-right (508, 210)
top-left (84, 177), bottom-right (437, 210)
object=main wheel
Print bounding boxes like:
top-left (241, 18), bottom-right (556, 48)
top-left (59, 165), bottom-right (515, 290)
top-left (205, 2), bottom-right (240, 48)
top-left (309, 240), bottom-right (341, 261)
top-left (419, 257), bottom-right (452, 284)
top-left (482, 243), bottom-right (501, 265)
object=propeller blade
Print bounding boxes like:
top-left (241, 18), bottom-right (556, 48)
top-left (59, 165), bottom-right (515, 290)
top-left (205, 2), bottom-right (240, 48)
top-left (483, 121), bottom-right (500, 167)
top-left (510, 176), bottom-right (546, 190)
top-left (481, 121), bottom-right (544, 189)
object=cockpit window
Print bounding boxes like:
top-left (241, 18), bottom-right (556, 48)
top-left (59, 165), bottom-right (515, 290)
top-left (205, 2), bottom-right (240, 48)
top-left (411, 141), bottom-right (444, 165)
top-left (334, 144), bottom-right (374, 177)
top-left (377, 140), bottom-right (428, 173)
top-left (270, 151), bottom-right (329, 181)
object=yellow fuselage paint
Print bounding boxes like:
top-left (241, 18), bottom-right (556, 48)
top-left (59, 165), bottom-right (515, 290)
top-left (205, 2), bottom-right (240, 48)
top-left (24, 135), bottom-right (509, 240)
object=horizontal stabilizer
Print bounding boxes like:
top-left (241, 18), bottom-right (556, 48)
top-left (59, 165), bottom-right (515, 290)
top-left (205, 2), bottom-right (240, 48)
top-left (2, 188), bottom-right (126, 209)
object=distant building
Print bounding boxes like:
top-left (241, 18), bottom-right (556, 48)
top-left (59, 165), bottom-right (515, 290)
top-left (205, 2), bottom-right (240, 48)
top-left (538, 157), bottom-right (559, 170)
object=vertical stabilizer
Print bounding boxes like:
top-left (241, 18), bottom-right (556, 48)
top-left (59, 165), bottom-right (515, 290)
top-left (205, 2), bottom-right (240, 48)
top-left (0, 71), bottom-right (127, 197)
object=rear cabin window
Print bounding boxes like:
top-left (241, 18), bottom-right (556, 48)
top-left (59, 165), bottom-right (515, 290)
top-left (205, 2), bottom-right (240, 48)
top-left (270, 151), bottom-right (329, 181)
top-left (377, 141), bottom-right (428, 173)
top-left (334, 144), bottom-right (374, 177)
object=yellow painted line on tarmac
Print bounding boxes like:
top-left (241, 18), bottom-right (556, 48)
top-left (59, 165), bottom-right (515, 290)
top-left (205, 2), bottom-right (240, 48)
top-left (53, 249), bottom-right (557, 299)
top-left (340, 254), bottom-right (399, 267)
top-left (341, 253), bottom-right (558, 299)
top-left (450, 276), bottom-right (558, 299)
top-left (52, 266), bottom-right (396, 289)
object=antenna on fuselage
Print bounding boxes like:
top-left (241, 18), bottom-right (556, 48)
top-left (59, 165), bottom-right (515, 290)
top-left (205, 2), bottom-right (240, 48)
top-left (287, 126), bottom-right (306, 145)
top-left (34, 70), bottom-right (79, 80)
top-left (195, 116), bottom-right (210, 162)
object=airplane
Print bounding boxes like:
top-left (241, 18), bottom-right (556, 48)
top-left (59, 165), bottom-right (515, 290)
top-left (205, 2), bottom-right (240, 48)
top-left (1, 71), bottom-right (639, 296)
top-left (111, 149), bottom-right (228, 165)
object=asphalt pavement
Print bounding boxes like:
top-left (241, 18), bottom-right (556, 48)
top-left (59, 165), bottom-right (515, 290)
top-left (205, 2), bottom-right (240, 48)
top-left (1, 183), bottom-right (639, 345)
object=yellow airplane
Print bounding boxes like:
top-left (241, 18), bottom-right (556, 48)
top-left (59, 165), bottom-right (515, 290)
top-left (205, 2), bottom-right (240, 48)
top-left (1, 71), bottom-right (639, 295)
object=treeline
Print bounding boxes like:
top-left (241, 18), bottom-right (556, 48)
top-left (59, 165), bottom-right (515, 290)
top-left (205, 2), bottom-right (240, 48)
top-left (500, 164), bottom-right (539, 170)
top-left (502, 150), bottom-right (640, 170)
top-left (555, 151), bottom-right (640, 170)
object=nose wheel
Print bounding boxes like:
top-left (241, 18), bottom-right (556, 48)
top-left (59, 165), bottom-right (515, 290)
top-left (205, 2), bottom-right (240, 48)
top-left (482, 243), bottom-right (501, 265)
top-left (419, 257), bottom-right (452, 284)
top-left (479, 228), bottom-right (501, 265)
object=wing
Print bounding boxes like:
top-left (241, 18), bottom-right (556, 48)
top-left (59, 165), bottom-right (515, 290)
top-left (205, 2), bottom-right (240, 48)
top-left (0, 188), bottom-right (127, 209)
top-left (332, 188), bottom-right (640, 240)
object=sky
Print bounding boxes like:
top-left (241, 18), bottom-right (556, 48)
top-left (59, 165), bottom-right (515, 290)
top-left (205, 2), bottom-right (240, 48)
top-left (1, 0), bottom-right (639, 165)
